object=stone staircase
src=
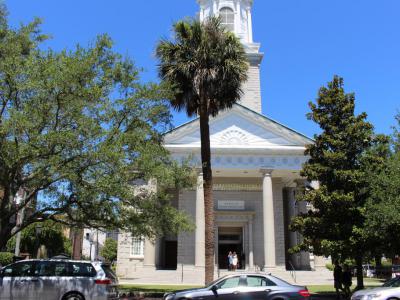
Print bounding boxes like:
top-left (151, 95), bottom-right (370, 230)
top-left (119, 267), bottom-right (334, 286)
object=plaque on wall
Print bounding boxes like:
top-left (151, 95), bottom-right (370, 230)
top-left (218, 200), bottom-right (245, 210)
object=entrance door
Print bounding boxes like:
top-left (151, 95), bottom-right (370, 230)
top-left (218, 227), bottom-right (243, 270)
top-left (164, 241), bottom-right (177, 270)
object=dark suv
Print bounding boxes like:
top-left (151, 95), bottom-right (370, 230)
top-left (0, 259), bottom-right (118, 300)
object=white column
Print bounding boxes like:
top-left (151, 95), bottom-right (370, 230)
top-left (248, 218), bottom-right (254, 270)
top-left (144, 238), bottom-right (156, 267)
top-left (235, 1), bottom-right (241, 36)
top-left (261, 168), bottom-right (276, 268)
top-left (247, 8), bottom-right (253, 43)
top-left (195, 171), bottom-right (205, 267)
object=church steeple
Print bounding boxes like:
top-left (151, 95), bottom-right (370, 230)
top-left (197, 0), bottom-right (263, 113)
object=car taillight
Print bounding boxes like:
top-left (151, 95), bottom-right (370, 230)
top-left (298, 289), bottom-right (311, 297)
top-left (95, 279), bottom-right (112, 285)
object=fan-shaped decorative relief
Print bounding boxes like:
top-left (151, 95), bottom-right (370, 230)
top-left (220, 130), bottom-right (249, 145)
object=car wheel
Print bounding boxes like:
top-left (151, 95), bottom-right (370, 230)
top-left (63, 293), bottom-right (84, 300)
top-left (387, 298), bottom-right (400, 300)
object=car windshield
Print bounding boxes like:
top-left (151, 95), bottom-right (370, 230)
top-left (383, 277), bottom-right (400, 287)
top-left (206, 275), bottom-right (230, 288)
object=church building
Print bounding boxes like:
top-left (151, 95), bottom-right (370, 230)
top-left (116, 0), bottom-right (329, 284)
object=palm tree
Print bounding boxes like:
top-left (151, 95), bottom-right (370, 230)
top-left (156, 17), bottom-right (248, 284)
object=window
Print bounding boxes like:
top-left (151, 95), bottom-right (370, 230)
top-left (131, 237), bottom-right (145, 257)
top-left (2, 262), bottom-right (35, 277)
top-left (217, 276), bottom-right (241, 289)
top-left (36, 261), bottom-right (56, 276)
top-left (69, 262), bottom-right (97, 277)
top-left (246, 276), bottom-right (276, 287)
top-left (219, 7), bottom-right (235, 32)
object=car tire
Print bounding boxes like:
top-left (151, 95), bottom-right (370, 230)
top-left (63, 293), bottom-right (84, 300)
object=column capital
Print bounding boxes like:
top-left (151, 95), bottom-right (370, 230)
top-left (260, 167), bottom-right (274, 177)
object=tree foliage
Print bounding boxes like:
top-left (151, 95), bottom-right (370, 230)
top-left (100, 238), bottom-right (118, 263)
top-left (156, 17), bottom-right (248, 284)
top-left (363, 115), bottom-right (400, 259)
top-left (0, 252), bottom-right (13, 266)
top-left (6, 220), bottom-right (71, 257)
top-left (0, 7), bottom-right (194, 250)
top-left (291, 76), bottom-right (382, 289)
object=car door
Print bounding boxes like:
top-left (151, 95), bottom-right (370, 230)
top-left (33, 261), bottom-right (62, 300)
top-left (0, 261), bottom-right (37, 300)
top-left (211, 275), bottom-right (245, 300)
top-left (241, 275), bottom-right (277, 300)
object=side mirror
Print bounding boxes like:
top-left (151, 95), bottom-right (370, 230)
top-left (211, 285), bottom-right (218, 293)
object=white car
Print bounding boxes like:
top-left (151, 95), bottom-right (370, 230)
top-left (351, 287), bottom-right (400, 300)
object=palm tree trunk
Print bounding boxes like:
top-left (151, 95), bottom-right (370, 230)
top-left (199, 106), bottom-right (214, 285)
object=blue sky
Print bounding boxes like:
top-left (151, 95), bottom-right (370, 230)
top-left (5, 0), bottom-right (400, 138)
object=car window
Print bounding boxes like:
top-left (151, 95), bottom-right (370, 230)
top-left (246, 276), bottom-right (277, 287)
top-left (217, 276), bottom-right (241, 289)
top-left (36, 261), bottom-right (56, 276)
top-left (54, 262), bottom-right (69, 276)
top-left (69, 262), bottom-right (96, 277)
top-left (2, 262), bottom-right (35, 277)
top-left (102, 264), bottom-right (117, 280)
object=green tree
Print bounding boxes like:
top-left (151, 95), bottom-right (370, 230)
top-left (363, 115), bottom-right (400, 261)
top-left (291, 76), bottom-right (378, 289)
top-left (0, 7), bottom-right (193, 250)
top-left (156, 17), bottom-right (248, 284)
top-left (7, 220), bottom-right (71, 257)
top-left (100, 238), bottom-right (118, 263)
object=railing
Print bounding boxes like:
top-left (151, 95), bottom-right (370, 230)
top-left (287, 261), bottom-right (297, 283)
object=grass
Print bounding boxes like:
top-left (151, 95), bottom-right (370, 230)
top-left (118, 284), bottom-right (202, 293)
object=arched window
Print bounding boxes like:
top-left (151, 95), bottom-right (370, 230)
top-left (220, 7), bottom-right (235, 32)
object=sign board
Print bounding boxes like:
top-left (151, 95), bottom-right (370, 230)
top-left (218, 200), bottom-right (245, 210)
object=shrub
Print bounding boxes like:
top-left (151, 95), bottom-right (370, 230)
top-left (326, 263), bottom-right (334, 271)
top-left (0, 252), bottom-right (14, 266)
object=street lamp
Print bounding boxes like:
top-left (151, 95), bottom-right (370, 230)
top-left (35, 224), bottom-right (43, 258)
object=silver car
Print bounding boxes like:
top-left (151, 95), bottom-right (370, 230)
top-left (0, 259), bottom-right (118, 300)
top-left (351, 277), bottom-right (400, 300)
top-left (163, 273), bottom-right (311, 300)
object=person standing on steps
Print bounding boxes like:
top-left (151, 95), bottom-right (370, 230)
top-left (232, 252), bottom-right (238, 271)
top-left (228, 251), bottom-right (233, 271)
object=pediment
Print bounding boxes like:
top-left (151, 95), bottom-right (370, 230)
top-left (164, 104), bottom-right (312, 149)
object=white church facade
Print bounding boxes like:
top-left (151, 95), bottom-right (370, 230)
top-left (116, 0), bottom-right (330, 284)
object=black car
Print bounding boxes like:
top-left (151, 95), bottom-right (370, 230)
top-left (163, 273), bottom-right (310, 300)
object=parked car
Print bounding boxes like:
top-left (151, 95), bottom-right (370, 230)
top-left (351, 277), bottom-right (400, 300)
top-left (0, 259), bottom-right (118, 300)
top-left (382, 276), bottom-right (400, 287)
top-left (392, 265), bottom-right (400, 278)
top-left (163, 273), bottom-right (311, 300)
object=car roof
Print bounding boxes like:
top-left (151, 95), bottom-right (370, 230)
top-left (13, 259), bottom-right (102, 264)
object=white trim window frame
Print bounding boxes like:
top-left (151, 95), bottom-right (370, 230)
top-left (219, 7), bottom-right (235, 32)
top-left (130, 236), bottom-right (145, 259)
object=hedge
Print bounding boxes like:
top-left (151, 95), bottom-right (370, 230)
top-left (0, 252), bottom-right (14, 266)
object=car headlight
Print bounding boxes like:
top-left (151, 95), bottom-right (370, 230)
top-left (362, 293), bottom-right (381, 300)
top-left (164, 293), bottom-right (175, 300)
